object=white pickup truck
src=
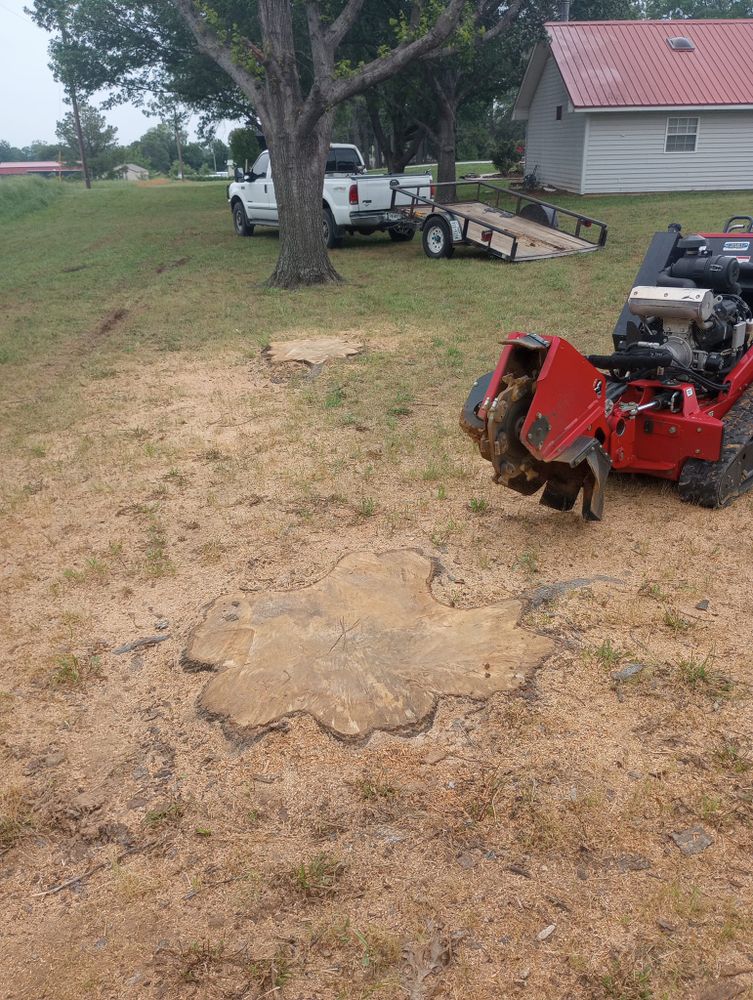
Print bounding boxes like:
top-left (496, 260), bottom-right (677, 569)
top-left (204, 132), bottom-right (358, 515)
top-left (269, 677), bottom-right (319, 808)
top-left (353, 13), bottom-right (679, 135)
top-left (227, 143), bottom-right (432, 248)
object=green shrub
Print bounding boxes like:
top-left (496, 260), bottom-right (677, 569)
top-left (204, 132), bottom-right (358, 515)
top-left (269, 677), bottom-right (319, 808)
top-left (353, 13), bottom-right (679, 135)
top-left (491, 139), bottom-right (518, 175)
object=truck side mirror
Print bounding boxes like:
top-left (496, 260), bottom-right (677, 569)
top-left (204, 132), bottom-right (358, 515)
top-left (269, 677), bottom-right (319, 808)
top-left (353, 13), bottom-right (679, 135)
top-left (234, 165), bottom-right (245, 183)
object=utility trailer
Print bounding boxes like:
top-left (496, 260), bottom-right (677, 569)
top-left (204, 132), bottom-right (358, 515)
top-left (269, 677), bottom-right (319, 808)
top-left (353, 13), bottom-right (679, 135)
top-left (389, 180), bottom-right (608, 262)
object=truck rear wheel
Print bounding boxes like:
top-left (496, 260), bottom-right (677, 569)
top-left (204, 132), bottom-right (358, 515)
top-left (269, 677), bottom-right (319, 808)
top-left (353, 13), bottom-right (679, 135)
top-left (388, 224), bottom-right (415, 243)
top-left (422, 217), bottom-right (454, 259)
top-left (232, 201), bottom-right (254, 237)
top-left (323, 207), bottom-right (342, 249)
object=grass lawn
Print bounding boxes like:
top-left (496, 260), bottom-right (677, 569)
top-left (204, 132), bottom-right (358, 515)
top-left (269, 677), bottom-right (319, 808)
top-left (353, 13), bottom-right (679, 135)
top-left (2, 178), bottom-right (753, 999)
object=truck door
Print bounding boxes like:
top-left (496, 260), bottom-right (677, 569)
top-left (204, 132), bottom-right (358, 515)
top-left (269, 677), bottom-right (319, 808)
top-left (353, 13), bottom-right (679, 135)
top-left (244, 151), bottom-right (272, 221)
top-left (263, 159), bottom-right (277, 223)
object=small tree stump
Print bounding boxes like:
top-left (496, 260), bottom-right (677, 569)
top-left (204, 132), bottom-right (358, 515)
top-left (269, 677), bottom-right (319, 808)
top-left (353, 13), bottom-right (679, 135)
top-left (184, 550), bottom-right (552, 739)
top-left (264, 338), bottom-right (362, 365)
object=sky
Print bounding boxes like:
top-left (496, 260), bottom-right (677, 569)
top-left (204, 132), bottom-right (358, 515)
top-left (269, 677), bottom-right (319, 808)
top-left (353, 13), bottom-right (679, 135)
top-left (0, 0), bottom-right (232, 148)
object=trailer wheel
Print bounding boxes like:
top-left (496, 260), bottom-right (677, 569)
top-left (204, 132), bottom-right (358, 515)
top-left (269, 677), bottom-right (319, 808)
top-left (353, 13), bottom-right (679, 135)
top-left (232, 201), bottom-right (254, 237)
top-left (323, 207), bottom-right (342, 249)
top-left (422, 217), bottom-right (454, 259)
top-left (388, 224), bottom-right (415, 243)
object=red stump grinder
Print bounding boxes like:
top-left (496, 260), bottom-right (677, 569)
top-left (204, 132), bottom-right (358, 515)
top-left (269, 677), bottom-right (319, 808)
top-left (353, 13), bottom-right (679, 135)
top-left (461, 218), bottom-right (753, 520)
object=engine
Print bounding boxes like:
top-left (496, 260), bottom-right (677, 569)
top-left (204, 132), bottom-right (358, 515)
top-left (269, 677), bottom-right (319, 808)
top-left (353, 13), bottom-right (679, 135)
top-left (596, 235), bottom-right (753, 385)
top-left (626, 283), bottom-right (752, 375)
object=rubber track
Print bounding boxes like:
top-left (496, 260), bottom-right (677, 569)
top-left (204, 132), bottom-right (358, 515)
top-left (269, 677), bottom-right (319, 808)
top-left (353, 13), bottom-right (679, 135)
top-left (678, 384), bottom-right (753, 508)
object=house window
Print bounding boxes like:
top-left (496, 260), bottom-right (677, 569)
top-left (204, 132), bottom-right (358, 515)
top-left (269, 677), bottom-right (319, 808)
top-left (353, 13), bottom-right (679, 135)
top-left (555, 105), bottom-right (563, 121)
top-left (665, 116), bottom-right (699, 152)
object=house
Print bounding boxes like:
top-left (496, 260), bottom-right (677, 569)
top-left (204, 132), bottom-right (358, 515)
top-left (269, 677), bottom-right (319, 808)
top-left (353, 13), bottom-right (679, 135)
top-left (112, 163), bottom-right (149, 181)
top-left (513, 19), bottom-right (753, 194)
top-left (0, 161), bottom-right (80, 177)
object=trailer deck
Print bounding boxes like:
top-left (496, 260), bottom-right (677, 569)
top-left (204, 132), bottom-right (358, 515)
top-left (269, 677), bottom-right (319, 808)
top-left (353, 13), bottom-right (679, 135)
top-left (391, 181), bottom-right (608, 262)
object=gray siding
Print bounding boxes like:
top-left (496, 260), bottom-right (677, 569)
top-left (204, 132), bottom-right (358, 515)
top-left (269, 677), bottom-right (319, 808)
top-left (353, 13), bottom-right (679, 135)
top-left (524, 56), bottom-right (585, 192)
top-left (583, 110), bottom-right (753, 193)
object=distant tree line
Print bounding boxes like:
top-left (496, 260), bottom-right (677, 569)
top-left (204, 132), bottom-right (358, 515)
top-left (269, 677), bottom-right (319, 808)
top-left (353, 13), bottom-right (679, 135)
top-left (19, 0), bottom-right (750, 286)
top-left (1, 103), bottom-right (229, 179)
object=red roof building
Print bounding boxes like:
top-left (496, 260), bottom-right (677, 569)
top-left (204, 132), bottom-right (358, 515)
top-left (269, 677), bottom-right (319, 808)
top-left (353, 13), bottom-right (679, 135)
top-left (0, 161), bottom-right (81, 176)
top-left (513, 19), bottom-right (753, 194)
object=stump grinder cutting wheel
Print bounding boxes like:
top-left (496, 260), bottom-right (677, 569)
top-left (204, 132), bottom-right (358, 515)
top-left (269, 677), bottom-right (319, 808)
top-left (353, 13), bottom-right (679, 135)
top-left (461, 219), bottom-right (753, 520)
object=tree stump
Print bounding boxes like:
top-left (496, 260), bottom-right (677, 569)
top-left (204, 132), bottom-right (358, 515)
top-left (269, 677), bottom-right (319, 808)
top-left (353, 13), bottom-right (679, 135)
top-left (264, 338), bottom-right (362, 365)
top-left (184, 550), bottom-right (553, 739)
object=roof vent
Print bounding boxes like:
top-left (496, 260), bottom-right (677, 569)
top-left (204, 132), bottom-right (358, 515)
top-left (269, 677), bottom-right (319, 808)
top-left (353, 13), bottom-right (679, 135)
top-left (666, 36), bottom-right (695, 51)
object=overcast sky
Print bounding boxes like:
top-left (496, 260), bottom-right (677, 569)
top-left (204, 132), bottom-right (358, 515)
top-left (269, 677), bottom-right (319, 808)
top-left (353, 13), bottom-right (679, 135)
top-left (0, 0), bottom-right (233, 147)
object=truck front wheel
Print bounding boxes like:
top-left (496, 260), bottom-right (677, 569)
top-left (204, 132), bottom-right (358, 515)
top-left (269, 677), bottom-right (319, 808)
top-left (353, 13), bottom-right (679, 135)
top-left (323, 207), bottom-right (342, 249)
top-left (232, 201), bottom-right (254, 237)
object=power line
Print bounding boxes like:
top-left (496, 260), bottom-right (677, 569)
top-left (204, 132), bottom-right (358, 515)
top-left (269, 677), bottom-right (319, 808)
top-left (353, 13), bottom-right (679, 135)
top-left (0, 1), bottom-right (34, 24)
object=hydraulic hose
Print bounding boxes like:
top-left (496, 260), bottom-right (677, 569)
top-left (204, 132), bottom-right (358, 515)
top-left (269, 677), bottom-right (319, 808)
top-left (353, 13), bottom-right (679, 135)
top-left (586, 351), bottom-right (673, 370)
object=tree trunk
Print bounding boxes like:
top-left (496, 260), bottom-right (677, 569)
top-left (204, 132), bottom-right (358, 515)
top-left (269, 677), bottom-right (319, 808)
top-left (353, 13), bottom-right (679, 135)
top-left (425, 67), bottom-right (459, 203)
top-left (265, 116), bottom-right (341, 289)
top-left (435, 97), bottom-right (457, 203)
top-left (174, 116), bottom-right (185, 180)
top-left (59, 19), bottom-right (90, 189)
top-left (69, 85), bottom-right (91, 189)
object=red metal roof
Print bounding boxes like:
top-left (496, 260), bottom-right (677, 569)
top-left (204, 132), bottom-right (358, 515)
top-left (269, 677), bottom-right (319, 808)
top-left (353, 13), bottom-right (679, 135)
top-left (546, 19), bottom-right (753, 109)
top-left (0, 161), bottom-right (80, 174)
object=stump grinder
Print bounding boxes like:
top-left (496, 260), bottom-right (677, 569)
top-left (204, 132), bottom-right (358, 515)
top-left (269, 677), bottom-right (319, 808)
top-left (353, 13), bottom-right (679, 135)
top-left (461, 218), bottom-right (753, 520)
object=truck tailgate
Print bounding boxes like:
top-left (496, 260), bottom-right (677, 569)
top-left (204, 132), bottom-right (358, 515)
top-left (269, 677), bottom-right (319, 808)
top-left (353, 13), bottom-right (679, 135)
top-left (353, 173), bottom-right (432, 212)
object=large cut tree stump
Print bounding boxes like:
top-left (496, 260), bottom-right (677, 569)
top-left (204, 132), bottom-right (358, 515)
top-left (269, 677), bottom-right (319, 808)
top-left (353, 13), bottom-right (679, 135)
top-left (184, 550), bottom-right (553, 739)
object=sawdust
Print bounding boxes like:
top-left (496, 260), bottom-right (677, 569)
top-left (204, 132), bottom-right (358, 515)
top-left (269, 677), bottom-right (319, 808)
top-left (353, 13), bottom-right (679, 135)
top-left (2, 350), bottom-right (753, 999)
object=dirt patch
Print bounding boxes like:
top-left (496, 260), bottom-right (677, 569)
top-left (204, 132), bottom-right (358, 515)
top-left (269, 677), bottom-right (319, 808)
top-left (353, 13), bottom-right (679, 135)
top-left (2, 352), bottom-right (753, 999)
top-left (156, 257), bottom-right (190, 274)
top-left (95, 307), bottom-right (129, 337)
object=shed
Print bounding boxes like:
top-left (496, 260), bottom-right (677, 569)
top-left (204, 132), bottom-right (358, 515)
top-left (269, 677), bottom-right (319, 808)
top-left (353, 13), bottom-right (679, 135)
top-left (513, 19), bottom-right (753, 194)
top-left (112, 163), bottom-right (149, 181)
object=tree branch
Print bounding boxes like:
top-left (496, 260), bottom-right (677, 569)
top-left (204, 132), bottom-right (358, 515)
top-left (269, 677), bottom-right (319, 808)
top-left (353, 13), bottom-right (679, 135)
top-left (305, 2), bottom-right (332, 78)
top-left (173, 0), bottom-right (265, 111)
top-left (364, 91), bottom-right (393, 165)
top-left (414, 116), bottom-right (438, 145)
top-left (423, 0), bottom-right (526, 61)
top-left (326, 0), bottom-right (367, 49)
top-left (478, 0), bottom-right (527, 44)
top-left (402, 129), bottom-right (424, 167)
top-left (326, 0), bottom-right (466, 107)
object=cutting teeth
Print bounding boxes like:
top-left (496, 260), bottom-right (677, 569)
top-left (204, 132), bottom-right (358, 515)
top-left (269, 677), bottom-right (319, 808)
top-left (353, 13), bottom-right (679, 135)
top-left (497, 461), bottom-right (520, 484)
top-left (520, 460), bottom-right (539, 482)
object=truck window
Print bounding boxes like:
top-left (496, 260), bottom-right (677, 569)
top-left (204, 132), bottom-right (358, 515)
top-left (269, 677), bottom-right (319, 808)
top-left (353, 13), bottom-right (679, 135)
top-left (326, 148), bottom-right (361, 173)
top-left (252, 151), bottom-right (269, 177)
